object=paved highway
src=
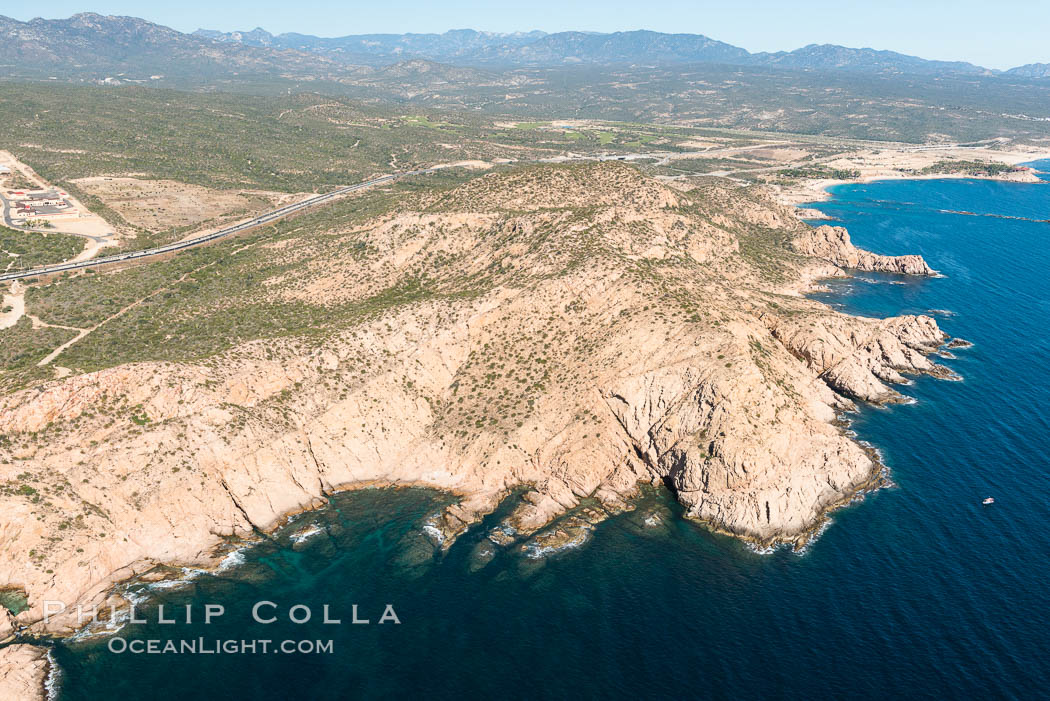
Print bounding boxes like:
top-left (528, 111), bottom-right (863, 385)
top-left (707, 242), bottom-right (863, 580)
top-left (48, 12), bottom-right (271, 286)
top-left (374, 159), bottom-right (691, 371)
top-left (0, 169), bottom-right (435, 283)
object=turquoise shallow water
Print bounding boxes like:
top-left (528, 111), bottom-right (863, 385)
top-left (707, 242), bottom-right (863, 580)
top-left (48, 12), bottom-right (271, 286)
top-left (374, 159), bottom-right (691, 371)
top-left (49, 165), bottom-right (1050, 699)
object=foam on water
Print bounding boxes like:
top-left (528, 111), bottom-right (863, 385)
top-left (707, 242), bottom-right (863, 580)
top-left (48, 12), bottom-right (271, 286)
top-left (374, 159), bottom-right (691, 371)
top-left (289, 524), bottom-right (324, 544)
top-left (215, 550), bottom-right (246, 571)
top-left (44, 648), bottom-right (62, 701)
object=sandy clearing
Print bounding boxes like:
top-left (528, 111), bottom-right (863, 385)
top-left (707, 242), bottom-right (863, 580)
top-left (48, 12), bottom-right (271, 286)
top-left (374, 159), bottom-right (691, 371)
top-left (0, 281), bottom-right (25, 330)
top-left (71, 236), bottom-right (110, 262)
top-left (71, 176), bottom-right (296, 232)
top-left (431, 160), bottom-right (494, 171)
top-left (0, 149), bottom-right (48, 189)
top-left (742, 147), bottom-right (812, 162)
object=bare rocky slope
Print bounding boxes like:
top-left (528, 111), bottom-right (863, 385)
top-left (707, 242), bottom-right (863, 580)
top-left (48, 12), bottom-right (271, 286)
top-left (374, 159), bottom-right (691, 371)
top-left (0, 164), bottom-right (954, 688)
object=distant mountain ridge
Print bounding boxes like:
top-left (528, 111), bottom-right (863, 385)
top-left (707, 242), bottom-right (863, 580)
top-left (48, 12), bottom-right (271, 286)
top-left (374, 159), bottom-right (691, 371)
top-left (0, 12), bottom-right (349, 80)
top-left (750, 43), bottom-right (991, 76)
top-left (1006, 63), bottom-right (1050, 79)
top-left (0, 13), bottom-right (1042, 82)
top-left (193, 25), bottom-right (1000, 76)
top-left (193, 26), bottom-right (551, 65)
top-left (479, 30), bottom-right (752, 67)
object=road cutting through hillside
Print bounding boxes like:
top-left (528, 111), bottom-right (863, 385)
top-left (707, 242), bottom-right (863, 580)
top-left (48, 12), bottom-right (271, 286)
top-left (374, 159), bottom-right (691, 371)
top-left (0, 169), bottom-right (430, 282)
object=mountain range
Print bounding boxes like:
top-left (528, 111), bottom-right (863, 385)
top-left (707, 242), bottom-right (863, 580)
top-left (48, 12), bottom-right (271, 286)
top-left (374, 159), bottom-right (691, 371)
top-left (195, 25), bottom-right (1003, 76)
top-left (194, 25), bottom-right (1050, 79)
top-left (0, 13), bottom-right (1047, 83)
top-left (0, 13), bottom-right (349, 81)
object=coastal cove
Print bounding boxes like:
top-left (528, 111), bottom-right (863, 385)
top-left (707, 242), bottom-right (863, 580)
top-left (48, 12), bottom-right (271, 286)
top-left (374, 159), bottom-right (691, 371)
top-left (28, 165), bottom-right (1050, 698)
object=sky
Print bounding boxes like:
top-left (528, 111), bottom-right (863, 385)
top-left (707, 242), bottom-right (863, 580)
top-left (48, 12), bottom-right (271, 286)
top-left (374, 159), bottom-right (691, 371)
top-left (4, 0), bottom-right (1047, 70)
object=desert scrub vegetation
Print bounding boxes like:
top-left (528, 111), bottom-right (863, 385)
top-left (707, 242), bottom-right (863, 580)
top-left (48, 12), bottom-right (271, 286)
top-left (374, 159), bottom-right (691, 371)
top-left (645, 157), bottom-right (763, 177)
top-left (0, 82), bottom-right (798, 208)
top-left (8, 161), bottom-right (812, 391)
top-left (0, 318), bottom-right (78, 393)
top-left (0, 85), bottom-right (484, 192)
top-left (0, 84), bottom-right (684, 197)
top-left (0, 225), bottom-right (83, 268)
top-left (775, 165), bottom-right (861, 181)
top-left (17, 180), bottom-right (489, 374)
top-left (920, 160), bottom-right (1020, 176)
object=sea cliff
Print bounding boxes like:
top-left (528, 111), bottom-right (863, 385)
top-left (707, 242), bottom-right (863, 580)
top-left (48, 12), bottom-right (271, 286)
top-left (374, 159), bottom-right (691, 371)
top-left (0, 165), bottom-right (955, 689)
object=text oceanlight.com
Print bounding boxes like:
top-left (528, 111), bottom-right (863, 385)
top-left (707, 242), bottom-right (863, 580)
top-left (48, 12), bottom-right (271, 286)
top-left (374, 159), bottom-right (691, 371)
top-left (107, 638), bottom-right (335, 655)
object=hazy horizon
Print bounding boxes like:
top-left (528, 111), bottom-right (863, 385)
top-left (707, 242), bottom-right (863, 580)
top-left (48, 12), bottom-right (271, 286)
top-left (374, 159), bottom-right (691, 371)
top-left (3, 1), bottom-right (1048, 71)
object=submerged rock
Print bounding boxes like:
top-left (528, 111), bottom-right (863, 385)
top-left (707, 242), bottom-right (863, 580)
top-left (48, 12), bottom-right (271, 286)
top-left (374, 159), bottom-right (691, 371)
top-left (393, 532), bottom-right (438, 577)
top-left (521, 518), bottom-right (594, 559)
top-left (468, 540), bottom-right (497, 572)
top-left (487, 524), bottom-right (519, 547)
top-left (289, 524), bottom-right (325, 547)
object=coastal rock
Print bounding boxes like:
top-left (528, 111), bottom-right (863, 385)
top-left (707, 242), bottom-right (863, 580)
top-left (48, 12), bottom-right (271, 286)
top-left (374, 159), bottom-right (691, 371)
top-left (766, 313), bottom-right (949, 402)
top-left (594, 311), bottom-right (927, 543)
top-left (522, 515), bottom-right (595, 559)
top-left (0, 608), bottom-right (15, 643)
top-left (0, 164), bottom-right (954, 634)
top-left (793, 225), bottom-right (934, 275)
top-left (0, 644), bottom-right (48, 701)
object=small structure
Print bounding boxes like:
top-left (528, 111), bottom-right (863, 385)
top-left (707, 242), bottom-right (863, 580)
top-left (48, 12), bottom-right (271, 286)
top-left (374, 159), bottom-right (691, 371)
top-left (0, 164), bottom-right (10, 175)
top-left (5, 187), bottom-right (79, 222)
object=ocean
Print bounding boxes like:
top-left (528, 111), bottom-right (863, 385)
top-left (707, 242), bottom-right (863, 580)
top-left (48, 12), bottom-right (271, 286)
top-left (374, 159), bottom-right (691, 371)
top-left (48, 164), bottom-right (1050, 699)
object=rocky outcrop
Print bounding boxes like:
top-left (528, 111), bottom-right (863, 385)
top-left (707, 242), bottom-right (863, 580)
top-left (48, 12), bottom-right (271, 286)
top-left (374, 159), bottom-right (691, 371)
top-left (793, 224), bottom-right (933, 275)
top-left (765, 313), bottom-right (950, 402)
top-left (0, 645), bottom-right (48, 701)
top-left (0, 609), bottom-right (16, 643)
top-left (0, 163), bottom-right (956, 640)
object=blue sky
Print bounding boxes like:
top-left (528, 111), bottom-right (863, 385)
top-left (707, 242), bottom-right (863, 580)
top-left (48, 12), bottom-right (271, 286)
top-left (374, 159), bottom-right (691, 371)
top-left (5, 0), bottom-right (1047, 70)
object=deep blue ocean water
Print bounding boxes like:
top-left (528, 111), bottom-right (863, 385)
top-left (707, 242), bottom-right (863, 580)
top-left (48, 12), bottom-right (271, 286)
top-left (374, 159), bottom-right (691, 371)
top-left (49, 165), bottom-right (1050, 699)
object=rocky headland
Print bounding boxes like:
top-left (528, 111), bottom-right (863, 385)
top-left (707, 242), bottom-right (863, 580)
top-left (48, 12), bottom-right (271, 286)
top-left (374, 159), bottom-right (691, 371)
top-left (0, 163), bottom-right (955, 692)
top-left (792, 224), bottom-right (934, 275)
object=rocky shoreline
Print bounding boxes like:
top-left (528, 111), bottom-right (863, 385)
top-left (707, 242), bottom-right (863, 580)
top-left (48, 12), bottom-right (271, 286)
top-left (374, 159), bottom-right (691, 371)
top-left (0, 164), bottom-right (963, 696)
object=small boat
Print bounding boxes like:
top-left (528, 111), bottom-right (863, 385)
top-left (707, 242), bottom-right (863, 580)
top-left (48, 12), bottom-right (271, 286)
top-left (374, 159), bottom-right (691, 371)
top-left (982, 497), bottom-right (995, 505)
